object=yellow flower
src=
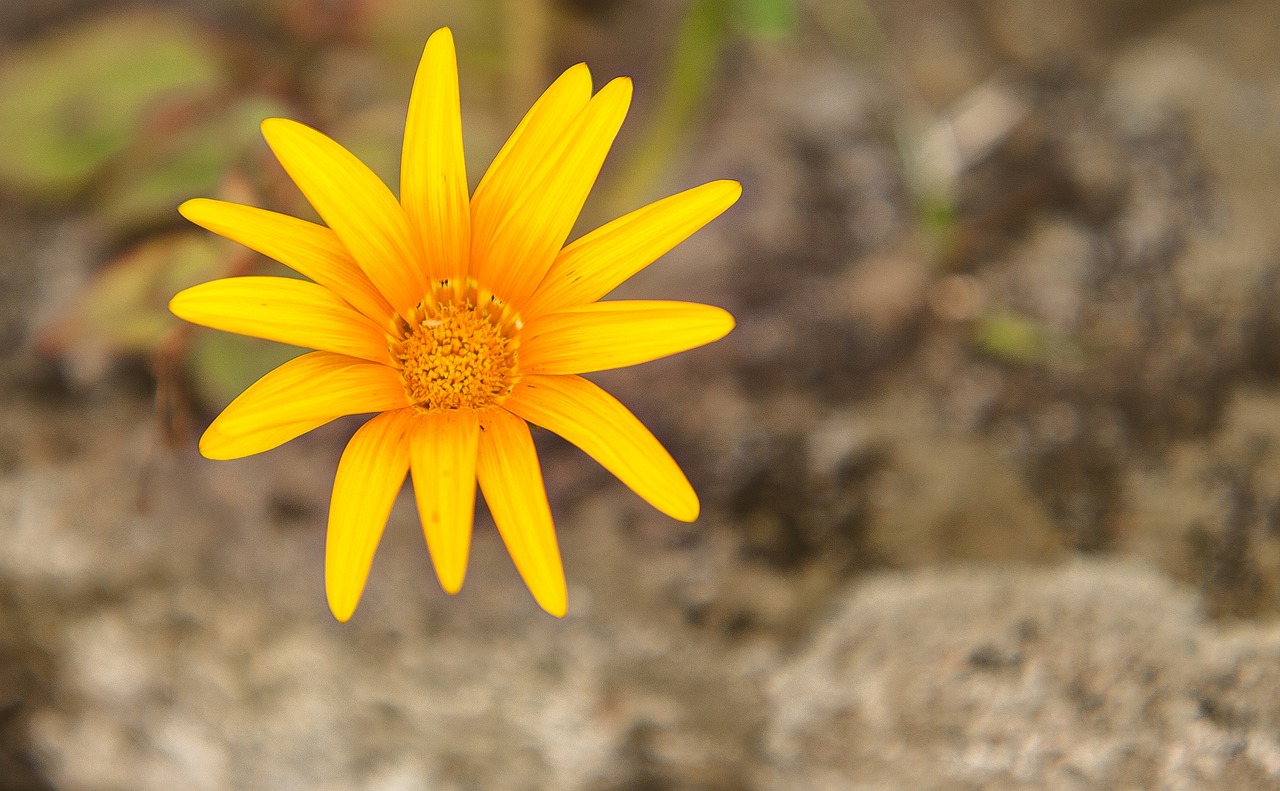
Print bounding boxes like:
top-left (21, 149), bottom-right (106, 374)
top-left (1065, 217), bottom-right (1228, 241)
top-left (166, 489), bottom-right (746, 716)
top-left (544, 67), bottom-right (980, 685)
top-left (170, 28), bottom-right (739, 620)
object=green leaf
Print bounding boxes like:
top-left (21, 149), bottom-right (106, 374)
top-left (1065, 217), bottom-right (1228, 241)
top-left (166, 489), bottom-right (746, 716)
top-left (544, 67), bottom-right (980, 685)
top-left (0, 11), bottom-right (223, 198)
top-left (96, 96), bottom-right (292, 235)
top-left (39, 233), bottom-right (225, 358)
top-left (975, 311), bottom-right (1053, 365)
top-left (735, 0), bottom-right (796, 38)
top-left (187, 332), bottom-right (307, 411)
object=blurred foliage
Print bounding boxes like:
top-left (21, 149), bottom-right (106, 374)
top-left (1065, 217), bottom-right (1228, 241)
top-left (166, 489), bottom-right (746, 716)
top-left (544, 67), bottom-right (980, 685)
top-left (738, 0), bottom-right (797, 38)
top-left (608, 0), bottom-right (795, 210)
top-left (186, 332), bottom-right (307, 410)
top-left (913, 190), bottom-right (959, 263)
top-left (0, 11), bottom-right (221, 199)
top-left (38, 233), bottom-right (224, 363)
top-left (975, 311), bottom-right (1050, 364)
top-left (99, 96), bottom-right (293, 237)
top-left (974, 310), bottom-right (1080, 368)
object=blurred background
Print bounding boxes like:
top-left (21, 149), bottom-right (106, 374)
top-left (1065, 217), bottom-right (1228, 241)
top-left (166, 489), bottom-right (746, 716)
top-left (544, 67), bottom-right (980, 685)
top-left (5, 0), bottom-right (1280, 788)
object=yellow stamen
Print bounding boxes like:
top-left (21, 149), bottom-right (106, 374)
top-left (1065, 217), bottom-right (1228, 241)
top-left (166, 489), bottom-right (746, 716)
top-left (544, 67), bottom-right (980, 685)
top-left (391, 279), bottom-right (521, 411)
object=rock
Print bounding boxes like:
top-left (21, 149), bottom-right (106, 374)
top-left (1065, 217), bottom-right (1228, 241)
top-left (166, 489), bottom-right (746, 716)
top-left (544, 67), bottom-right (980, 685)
top-left (868, 437), bottom-right (1064, 566)
top-left (765, 560), bottom-right (1280, 791)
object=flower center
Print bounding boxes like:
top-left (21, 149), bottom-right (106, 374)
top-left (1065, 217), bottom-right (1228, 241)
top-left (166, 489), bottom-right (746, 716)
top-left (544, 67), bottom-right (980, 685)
top-left (391, 278), bottom-right (521, 411)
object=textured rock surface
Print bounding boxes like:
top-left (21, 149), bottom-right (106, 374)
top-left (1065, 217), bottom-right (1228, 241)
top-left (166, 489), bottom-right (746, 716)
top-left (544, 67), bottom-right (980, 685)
top-left (8, 395), bottom-right (1280, 791)
top-left (13, 407), bottom-right (1280, 791)
top-left (766, 561), bottom-right (1280, 791)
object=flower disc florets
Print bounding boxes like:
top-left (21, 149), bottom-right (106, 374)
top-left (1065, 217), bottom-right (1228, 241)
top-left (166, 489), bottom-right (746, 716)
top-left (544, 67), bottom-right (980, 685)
top-left (391, 277), bottom-right (522, 411)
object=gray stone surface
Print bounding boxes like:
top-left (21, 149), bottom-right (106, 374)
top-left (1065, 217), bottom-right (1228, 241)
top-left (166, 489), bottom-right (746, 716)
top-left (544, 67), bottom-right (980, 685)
top-left (766, 561), bottom-right (1280, 791)
top-left (14, 409), bottom-right (1280, 791)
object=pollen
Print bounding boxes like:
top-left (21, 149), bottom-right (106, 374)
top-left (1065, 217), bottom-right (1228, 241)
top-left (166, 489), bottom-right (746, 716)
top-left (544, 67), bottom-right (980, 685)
top-left (391, 279), bottom-right (521, 411)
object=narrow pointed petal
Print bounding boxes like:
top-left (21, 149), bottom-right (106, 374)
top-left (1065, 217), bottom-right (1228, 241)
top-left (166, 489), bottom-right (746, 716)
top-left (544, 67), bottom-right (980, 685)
top-left (170, 276), bottom-right (392, 364)
top-left (326, 409), bottom-right (412, 622)
top-left (519, 300), bottom-right (735, 375)
top-left (409, 409), bottom-right (480, 594)
top-left (178, 198), bottom-right (393, 323)
top-left (401, 28), bottom-right (469, 283)
top-left (524, 180), bottom-right (742, 318)
top-left (505, 375), bottom-right (698, 521)
top-left (475, 409), bottom-right (566, 616)
top-left (261, 117), bottom-right (426, 314)
top-left (199, 351), bottom-right (410, 460)
top-left (472, 77), bottom-right (632, 307)
top-left (470, 63), bottom-right (592, 257)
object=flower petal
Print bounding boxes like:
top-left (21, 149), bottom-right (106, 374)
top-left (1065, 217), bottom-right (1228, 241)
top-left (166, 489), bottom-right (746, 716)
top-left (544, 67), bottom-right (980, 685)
top-left (472, 77), bottom-right (632, 307)
top-left (170, 276), bottom-right (392, 363)
top-left (400, 28), bottom-right (469, 283)
top-left (326, 409), bottom-right (413, 622)
top-left (505, 375), bottom-right (698, 521)
top-left (475, 408), bottom-right (566, 617)
top-left (470, 63), bottom-right (591, 252)
top-left (261, 117), bottom-right (426, 314)
top-left (178, 198), bottom-right (393, 323)
top-left (518, 300), bottom-right (735, 375)
top-left (409, 408), bottom-right (479, 595)
top-left (524, 180), bottom-right (742, 318)
top-left (472, 65), bottom-right (626, 304)
top-left (200, 351), bottom-right (410, 460)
